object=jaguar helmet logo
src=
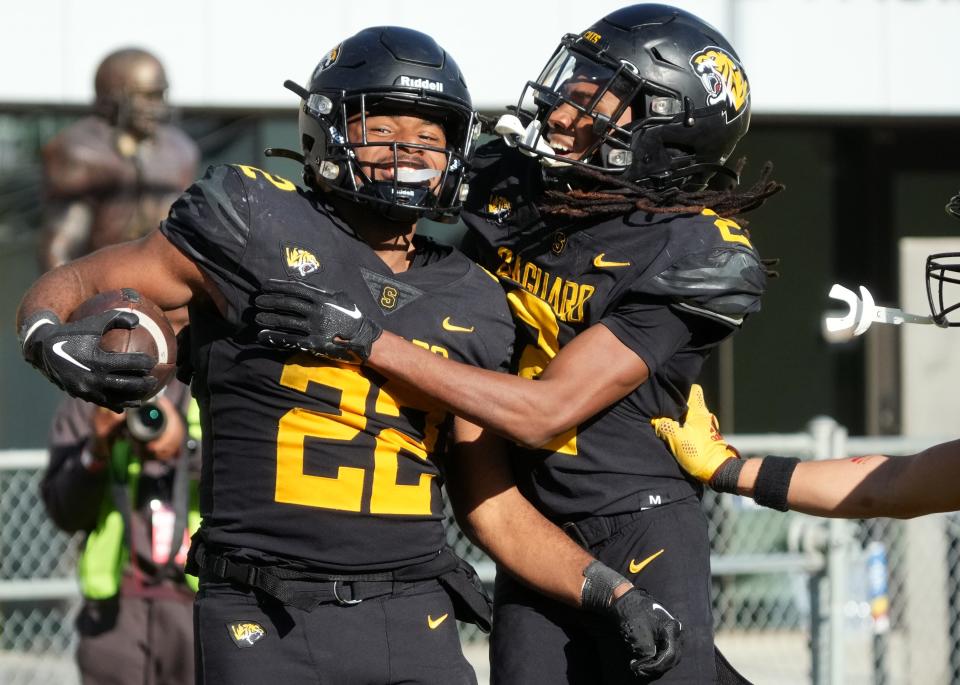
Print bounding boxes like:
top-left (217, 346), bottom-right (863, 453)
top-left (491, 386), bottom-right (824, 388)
top-left (689, 47), bottom-right (749, 123)
top-left (318, 44), bottom-right (341, 73)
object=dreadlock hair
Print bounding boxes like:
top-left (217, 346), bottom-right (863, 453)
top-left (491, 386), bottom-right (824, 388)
top-left (537, 159), bottom-right (784, 224)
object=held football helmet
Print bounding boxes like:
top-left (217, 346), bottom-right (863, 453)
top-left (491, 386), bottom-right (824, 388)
top-left (284, 27), bottom-right (479, 223)
top-left (94, 48), bottom-right (171, 137)
top-left (925, 191), bottom-right (960, 325)
top-left (510, 4), bottom-right (750, 190)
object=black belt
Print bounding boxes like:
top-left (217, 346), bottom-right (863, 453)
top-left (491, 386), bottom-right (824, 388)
top-left (190, 543), bottom-right (459, 612)
top-left (562, 509), bottom-right (650, 550)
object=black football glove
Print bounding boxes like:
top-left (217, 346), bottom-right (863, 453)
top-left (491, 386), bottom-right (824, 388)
top-left (582, 560), bottom-right (681, 678)
top-left (610, 587), bottom-right (682, 678)
top-left (254, 279), bottom-right (382, 364)
top-left (19, 308), bottom-right (158, 412)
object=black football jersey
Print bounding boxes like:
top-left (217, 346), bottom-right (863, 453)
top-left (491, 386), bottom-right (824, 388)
top-left (161, 164), bottom-right (514, 572)
top-left (462, 141), bottom-right (766, 521)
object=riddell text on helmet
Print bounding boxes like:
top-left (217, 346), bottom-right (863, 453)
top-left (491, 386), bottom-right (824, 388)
top-left (397, 76), bottom-right (444, 92)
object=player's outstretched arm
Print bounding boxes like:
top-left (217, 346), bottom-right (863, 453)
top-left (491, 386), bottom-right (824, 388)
top-left (653, 386), bottom-right (960, 518)
top-left (16, 230), bottom-right (211, 409)
top-left (253, 284), bottom-right (650, 447)
top-left (445, 417), bottom-right (681, 678)
top-left (367, 323), bottom-right (647, 448)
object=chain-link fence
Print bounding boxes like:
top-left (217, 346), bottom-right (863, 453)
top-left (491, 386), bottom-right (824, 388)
top-left (2, 420), bottom-right (957, 685)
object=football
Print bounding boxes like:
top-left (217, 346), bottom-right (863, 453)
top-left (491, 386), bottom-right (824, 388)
top-left (69, 288), bottom-right (178, 393)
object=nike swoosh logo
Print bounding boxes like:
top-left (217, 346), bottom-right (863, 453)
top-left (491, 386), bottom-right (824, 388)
top-left (427, 613), bottom-right (449, 630)
top-left (629, 548), bottom-right (665, 574)
top-left (324, 302), bottom-right (362, 319)
top-left (52, 341), bottom-right (91, 371)
top-left (652, 602), bottom-right (679, 623)
top-left (442, 317), bottom-right (474, 333)
top-left (593, 253), bottom-right (631, 268)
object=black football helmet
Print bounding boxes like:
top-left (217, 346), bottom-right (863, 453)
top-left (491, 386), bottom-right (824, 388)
top-left (511, 4), bottom-right (750, 190)
top-left (284, 27), bottom-right (479, 222)
top-left (925, 191), bottom-right (960, 325)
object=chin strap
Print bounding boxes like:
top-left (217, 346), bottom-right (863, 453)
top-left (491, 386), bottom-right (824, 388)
top-left (494, 114), bottom-right (571, 168)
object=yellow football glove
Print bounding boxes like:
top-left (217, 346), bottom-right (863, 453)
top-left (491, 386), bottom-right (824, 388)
top-left (651, 384), bottom-right (740, 485)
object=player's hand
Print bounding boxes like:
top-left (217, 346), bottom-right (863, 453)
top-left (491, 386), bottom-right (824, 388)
top-left (651, 384), bottom-right (740, 484)
top-left (254, 279), bottom-right (382, 364)
top-left (19, 309), bottom-right (157, 412)
top-left (610, 587), bottom-right (682, 678)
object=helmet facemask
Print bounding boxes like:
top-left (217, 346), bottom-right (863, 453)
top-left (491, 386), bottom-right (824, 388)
top-left (511, 31), bottom-right (748, 191)
top-left (515, 38), bottom-right (646, 172)
top-left (926, 252), bottom-right (960, 326)
top-left (296, 85), bottom-right (479, 223)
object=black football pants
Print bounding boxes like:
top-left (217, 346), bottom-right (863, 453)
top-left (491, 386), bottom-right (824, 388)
top-left (491, 495), bottom-right (716, 684)
top-left (194, 576), bottom-right (476, 685)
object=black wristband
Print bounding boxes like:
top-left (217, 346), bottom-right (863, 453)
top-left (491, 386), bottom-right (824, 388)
top-left (581, 560), bottom-right (631, 612)
top-left (753, 456), bottom-right (800, 512)
top-left (710, 458), bottom-right (745, 494)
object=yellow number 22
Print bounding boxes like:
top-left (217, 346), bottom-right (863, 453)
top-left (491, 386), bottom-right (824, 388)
top-left (275, 356), bottom-right (440, 516)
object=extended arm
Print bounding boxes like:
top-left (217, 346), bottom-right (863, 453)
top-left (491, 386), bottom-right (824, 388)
top-left (367, 325), bottom-right (648, 448)
top-left (731, 444), bottom-right (960, 519)
top-left (18, 228), bottom-right (211, 327)
top-left (445, 416), bottom-right (681, 676)
top-left (653, 385), bottom-right (960, 518)
top-left (253, 298), bottom-right (650, 448)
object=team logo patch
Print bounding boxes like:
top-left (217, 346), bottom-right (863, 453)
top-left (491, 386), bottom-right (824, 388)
top-left (318, 44), bottom-right (341, 72)
top-left (551, 231), bottom-right (567, 256)
top-left (486, 195), bottom-right (512, 223)
top-left (283, 244), bottom-right (321, 278)
top-left (226, 621), bottom-right (266, 649)
top-left (689, 46), bottom-right (749, 123)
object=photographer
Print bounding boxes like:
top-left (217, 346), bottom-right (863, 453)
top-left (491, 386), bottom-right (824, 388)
top-left (41, 378), bottom-right (199, 685)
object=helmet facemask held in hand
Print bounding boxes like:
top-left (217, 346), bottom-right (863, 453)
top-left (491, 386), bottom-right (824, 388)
top-left (925, 191), bottom-right (960, 326)
top-left (279, 27), bottom-right (480, 224)
top-left (506, 4), bottom-right (751, 192)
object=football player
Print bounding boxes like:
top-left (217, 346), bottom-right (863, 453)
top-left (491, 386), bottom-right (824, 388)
top-left (17, 27), bottom-right (680, 684)
top-left (655, 191), bottom-right (960, 520)
top-left (252, 6), bottom-right (781, 683)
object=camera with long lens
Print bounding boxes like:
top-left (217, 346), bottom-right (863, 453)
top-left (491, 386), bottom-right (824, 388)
top-left (125, 402), bottom-right (167, 442)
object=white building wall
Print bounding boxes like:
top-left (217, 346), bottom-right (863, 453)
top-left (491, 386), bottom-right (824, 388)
top-left (4, 0), bottom-right (960, 113)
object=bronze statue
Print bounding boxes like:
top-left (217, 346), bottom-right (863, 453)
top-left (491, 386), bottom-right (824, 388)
top-left (39, 48), bottom-right (198, 271)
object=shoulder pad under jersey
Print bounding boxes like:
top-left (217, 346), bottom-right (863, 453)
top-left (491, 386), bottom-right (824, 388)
top-left (646, 213), bottom-right (766, 327)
